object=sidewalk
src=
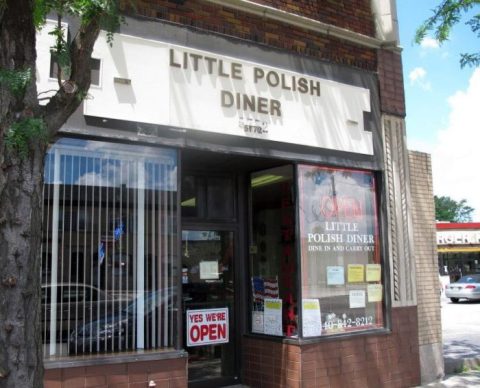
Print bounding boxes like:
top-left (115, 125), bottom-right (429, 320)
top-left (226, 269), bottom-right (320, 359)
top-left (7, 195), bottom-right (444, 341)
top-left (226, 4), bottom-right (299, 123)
top-left (417, 296), bottom-right (480, 387)
top-left (420, 371), bottom-right (480, 387)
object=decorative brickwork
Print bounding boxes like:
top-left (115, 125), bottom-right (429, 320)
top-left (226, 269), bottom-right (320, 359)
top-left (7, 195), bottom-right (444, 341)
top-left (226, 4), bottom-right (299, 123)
top-left (408, 151), bottom-right (440, 346)
top-left (377, 49), bottom-right (406, 117)
top-left (250, 0), bottom-right (375, 36)
top-left (121, 0), bottom-right (377, 71)
top-left (383, 116), bottom-right (416, 307)
top-left (44, 357), bottom-right (187, 388)
top-left (408, 151), bottom-right (444, 382)
top-left (243, 307), bottom-right (421, 388)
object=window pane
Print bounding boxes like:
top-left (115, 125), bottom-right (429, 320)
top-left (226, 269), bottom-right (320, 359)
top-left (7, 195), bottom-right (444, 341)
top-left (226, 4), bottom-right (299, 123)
top-left (207, 176), bottom-right (234, 219)
top-left (41, 138), bottom-right (178, 358)
top-left (249, 166), bottom-right (297, 337)
top-left (181, 175), bottom-right (200, 218)
top-left (298, 165), bottom-right (384, 336)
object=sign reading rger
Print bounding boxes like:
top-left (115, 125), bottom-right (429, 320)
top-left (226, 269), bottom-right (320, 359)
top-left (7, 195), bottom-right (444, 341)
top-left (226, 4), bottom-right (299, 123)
top-left (186, 308), bottom-right (229, 347)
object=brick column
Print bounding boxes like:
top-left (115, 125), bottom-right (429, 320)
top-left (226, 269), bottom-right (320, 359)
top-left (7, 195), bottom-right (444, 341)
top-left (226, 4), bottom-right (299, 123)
top-left (409, 151), bottom-right (444, 383)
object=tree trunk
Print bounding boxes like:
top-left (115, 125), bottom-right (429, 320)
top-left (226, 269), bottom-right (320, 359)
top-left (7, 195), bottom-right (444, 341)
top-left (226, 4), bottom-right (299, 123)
top-left (0, 145), bottom-right (47, 388)
top-left (0, 1), bottom-right (45, 387)
top-left (1, 1), bottom-right (102, 386)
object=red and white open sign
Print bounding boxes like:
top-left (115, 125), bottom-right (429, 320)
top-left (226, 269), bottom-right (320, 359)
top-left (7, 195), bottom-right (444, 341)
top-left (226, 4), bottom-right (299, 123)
top-left (186, 308), bottom-right (229, 347)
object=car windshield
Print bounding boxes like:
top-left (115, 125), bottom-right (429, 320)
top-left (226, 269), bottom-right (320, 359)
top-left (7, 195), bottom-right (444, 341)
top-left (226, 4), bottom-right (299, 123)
top-left (456, 275), bottom-right (480, 283)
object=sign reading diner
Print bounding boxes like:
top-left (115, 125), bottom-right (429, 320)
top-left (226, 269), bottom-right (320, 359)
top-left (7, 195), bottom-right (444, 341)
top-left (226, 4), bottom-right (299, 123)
top-left (169, 48), bottom-right (321, 119)
top-left (83, 31), bottom-right (374, 154)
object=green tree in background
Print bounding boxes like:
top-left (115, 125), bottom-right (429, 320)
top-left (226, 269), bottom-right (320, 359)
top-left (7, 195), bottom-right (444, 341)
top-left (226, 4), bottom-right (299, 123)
top-left (435, 195), bottom-right (475, 221)
top-left (0, 2), bottom-right (123, 387)
top-left (415, 0), bottom-right (480, 67)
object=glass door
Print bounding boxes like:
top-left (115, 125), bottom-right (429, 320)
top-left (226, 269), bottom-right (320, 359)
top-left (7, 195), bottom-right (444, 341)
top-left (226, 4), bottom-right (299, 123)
top-left (182, 229), bottom-right (237, 386)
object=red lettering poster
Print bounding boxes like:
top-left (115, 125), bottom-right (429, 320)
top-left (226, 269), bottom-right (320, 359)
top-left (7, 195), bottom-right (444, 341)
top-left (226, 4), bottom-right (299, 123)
top-left (186, 308), bottom-right (229, 347)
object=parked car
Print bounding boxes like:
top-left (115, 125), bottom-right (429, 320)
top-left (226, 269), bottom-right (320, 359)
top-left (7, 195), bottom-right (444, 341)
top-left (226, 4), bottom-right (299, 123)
top-left (445, 274), bottom-right (480, 303)
top-left (69, 288), bottom-right (175, 354)
top-left (41, 283), bottom-right (112, 342)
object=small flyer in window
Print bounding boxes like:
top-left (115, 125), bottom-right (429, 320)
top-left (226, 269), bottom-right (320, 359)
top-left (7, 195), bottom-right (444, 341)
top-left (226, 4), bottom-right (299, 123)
top-left (367, 284), bottom-right (383, 302)
top-left (327, 266), bottom-right (345, 285)
top-left (347, 264), bottom-right (365, 283)
top-left (200, 261), bottom-right (219, 280)
top-left (302, 299), bottom-right (322, 337)
top-left (366, 264), bottom-right (381, 282)
top-left (264, 298), bottom-right (283, 336)
top-left (349, 290), bottom-right (366, 308)
top-left (252, 311), bottom-right (264, 334)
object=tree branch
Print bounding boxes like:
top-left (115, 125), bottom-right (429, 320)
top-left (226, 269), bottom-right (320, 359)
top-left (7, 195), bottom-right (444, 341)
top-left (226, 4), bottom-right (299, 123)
top-left (41, 17), bottom-right (101, 138)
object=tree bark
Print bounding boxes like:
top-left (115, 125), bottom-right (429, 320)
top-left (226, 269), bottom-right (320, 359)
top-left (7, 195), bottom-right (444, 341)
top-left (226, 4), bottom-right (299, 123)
top-left (0, 146), bottom-right (47, 388)
top-left (0, 1), bottom-right (101, 387)
top-left (0, 1), bottom-right (45, 387)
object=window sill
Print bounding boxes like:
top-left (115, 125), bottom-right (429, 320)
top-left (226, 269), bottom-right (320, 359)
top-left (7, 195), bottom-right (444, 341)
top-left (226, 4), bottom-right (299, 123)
top-left (244, 327), bottom-right (392, 345)
top-left (44, 348), bottom-right (187, 369)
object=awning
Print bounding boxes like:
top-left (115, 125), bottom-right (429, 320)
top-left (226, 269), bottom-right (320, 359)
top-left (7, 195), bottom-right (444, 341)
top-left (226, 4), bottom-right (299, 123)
top-left (438, 246), bottom-right (480, 253)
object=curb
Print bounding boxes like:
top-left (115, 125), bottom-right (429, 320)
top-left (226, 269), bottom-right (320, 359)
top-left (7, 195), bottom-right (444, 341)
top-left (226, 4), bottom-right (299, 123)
top-left (444, 356), bottom-right (480, 374)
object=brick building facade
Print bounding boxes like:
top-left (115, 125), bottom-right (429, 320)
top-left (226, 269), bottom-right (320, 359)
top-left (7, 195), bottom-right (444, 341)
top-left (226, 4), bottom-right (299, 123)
top-left (36, 1), bottom-right (440, 387)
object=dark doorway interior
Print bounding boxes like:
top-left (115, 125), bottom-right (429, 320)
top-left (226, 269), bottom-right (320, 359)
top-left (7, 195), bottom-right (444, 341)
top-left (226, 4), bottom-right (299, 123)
top-left (181, 148), bottom-right (285, 387)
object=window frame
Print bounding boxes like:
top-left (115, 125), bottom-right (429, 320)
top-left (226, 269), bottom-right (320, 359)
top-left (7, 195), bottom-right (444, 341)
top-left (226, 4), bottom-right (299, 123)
top-left (41, 138), bottom-right (181, 361)
top-left (247, 162), bottom-right (391, 341)
top-left (296, 163), bottom-right (389, 339)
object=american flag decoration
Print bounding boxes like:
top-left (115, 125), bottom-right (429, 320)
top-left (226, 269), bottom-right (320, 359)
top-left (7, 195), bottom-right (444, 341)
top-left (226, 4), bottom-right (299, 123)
top-left (252, 276), bottom-right (279, 303)
top-left (252, 276), bottom-right (264, 303)
top-left (263, 277), bottom-right (279, 299)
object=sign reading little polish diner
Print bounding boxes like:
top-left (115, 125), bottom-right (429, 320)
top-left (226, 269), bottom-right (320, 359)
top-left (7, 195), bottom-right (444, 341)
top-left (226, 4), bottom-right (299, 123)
top-left (84, 32), bottom-right (374, 155)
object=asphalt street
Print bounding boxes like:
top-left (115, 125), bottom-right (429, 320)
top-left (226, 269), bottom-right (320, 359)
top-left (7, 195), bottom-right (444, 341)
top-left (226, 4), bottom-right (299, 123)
top-left (417, 294), bottom-right (480, 387)
top-left (441, 293), bottom-right (480, 366)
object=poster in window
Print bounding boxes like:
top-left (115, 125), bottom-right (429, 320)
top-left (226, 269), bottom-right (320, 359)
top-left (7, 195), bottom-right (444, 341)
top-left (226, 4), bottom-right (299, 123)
top-left (349, 290), bottom-right (366, 308)
top-left (252, 311), bottom-right (264, 334)
top-left (302, 299), bottom-right (322, 337)
top-left (347, 264), bottom-right (365, 283)
top-left (263, 298), bottom-right (283, 336)
top-left (200, 261), bottom-right (219, 280)
top-left (327, 266), bottom-right (345, 285)
top-left (367, 284), bottom-right (383, 302)
top-left (366, 264), bottom-right (381, 282)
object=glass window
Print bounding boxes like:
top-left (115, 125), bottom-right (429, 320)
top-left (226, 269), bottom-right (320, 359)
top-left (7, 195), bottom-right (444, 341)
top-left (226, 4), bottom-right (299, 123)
top-left (181, 174), bottom-right (235, 220)
top-left (298, 165), bottom-right (384, 336)
top-left (181, 175), bottom-right (201, 218)
top-left (249, 166), bottom-right (297, 337)
top-left (41, 138), bottom-right (178, 358)
top-left (206, 176), bottom-right (234, 219)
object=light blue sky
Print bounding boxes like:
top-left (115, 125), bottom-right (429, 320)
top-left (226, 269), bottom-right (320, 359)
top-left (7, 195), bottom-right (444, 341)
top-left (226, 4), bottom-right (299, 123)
top-left (397, 1), bottom-right (480, 218)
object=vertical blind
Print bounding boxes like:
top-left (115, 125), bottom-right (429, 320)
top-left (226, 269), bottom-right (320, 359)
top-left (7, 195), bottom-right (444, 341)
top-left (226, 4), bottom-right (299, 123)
top-left (41, 138), bottom-right (177, 357)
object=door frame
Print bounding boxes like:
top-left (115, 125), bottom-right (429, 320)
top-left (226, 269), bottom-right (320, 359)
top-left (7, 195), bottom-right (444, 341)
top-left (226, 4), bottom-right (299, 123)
top-left (181, 223), bottom-right (243, 387)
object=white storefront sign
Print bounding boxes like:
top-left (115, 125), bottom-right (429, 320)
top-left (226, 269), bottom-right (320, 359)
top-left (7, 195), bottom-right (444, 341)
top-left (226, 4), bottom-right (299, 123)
top-left (81, 32), bottom-right (373, 154)
top-left (186, 308), bottom-right (229, 347)
top-left (35, 24), bottom-right (374, 154)
top-left (437, 230), bottom-right (480, 245)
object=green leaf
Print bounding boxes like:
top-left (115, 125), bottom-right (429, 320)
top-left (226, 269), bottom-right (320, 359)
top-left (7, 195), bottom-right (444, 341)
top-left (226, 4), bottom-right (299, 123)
top-left (415, 1), bottom-right (480, 68)
top-left (5, 118), bottom-right (48, 159)
top-left (0, 68), bottom-right (32, 97)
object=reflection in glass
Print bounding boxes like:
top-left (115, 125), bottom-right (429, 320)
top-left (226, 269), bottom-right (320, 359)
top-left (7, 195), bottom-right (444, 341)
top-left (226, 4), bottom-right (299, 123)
top-left (41, 138), bottom-right (178, 357)
top-left (298, 165), bottom-right (384, 336)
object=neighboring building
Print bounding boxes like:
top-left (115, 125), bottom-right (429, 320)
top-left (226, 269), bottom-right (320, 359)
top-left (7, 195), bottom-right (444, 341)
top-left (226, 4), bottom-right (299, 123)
top-left (437, 222), bottom-right (480, 280)
top-left (36, 1), bottom-right (440, 387)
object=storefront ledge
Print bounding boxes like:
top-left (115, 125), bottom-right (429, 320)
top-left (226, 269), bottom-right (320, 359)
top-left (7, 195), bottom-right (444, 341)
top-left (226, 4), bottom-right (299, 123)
top-left (244, 328), bottom-right (392, 345)
top-left (44, 349), bottom-right (188, 370)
